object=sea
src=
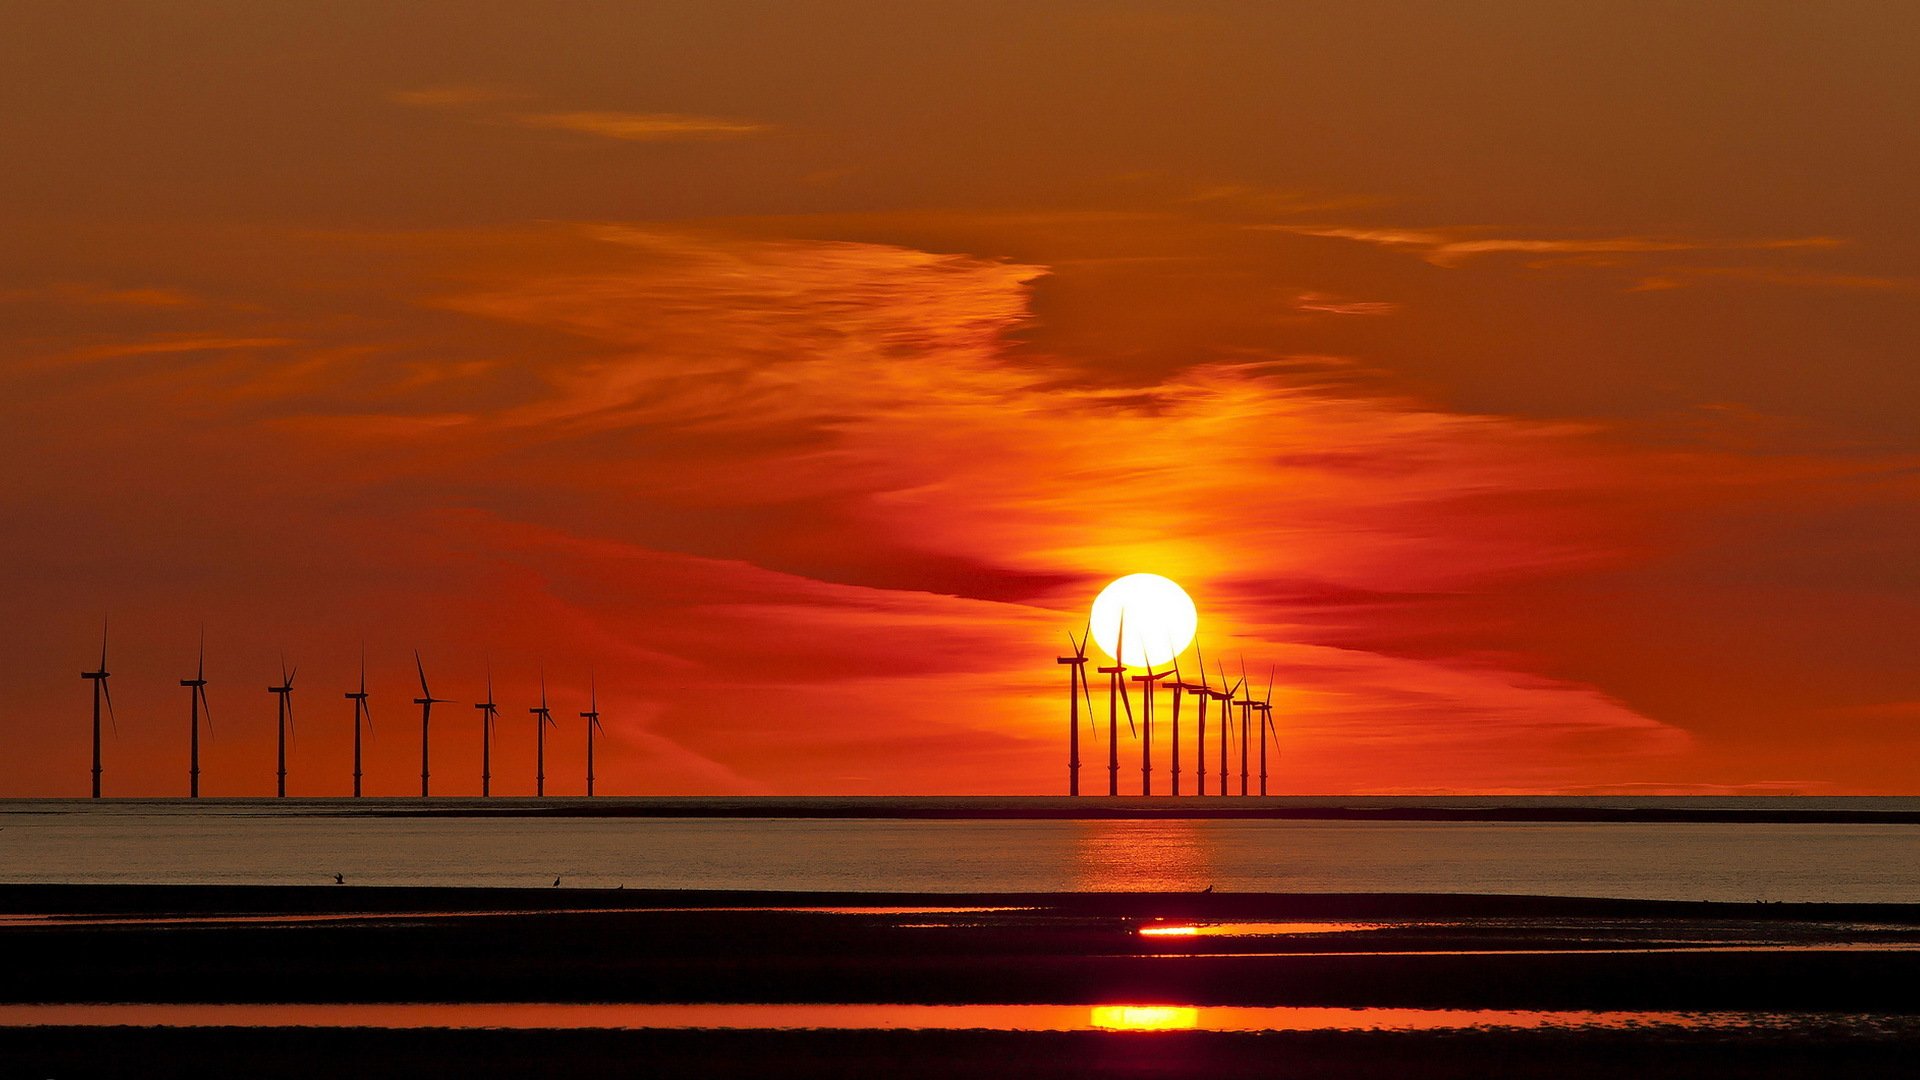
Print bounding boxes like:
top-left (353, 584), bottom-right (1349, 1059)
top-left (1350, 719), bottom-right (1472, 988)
top-left (5, 797), bottom-right (1920, 903)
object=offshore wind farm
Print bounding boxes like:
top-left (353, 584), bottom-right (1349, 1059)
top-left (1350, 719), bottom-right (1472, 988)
top-left (5, 2), bottom-right (1918, 1076)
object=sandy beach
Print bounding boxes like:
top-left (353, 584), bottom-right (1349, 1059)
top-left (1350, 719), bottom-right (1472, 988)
top-left (4, 884), bottom-right (1920, 1076)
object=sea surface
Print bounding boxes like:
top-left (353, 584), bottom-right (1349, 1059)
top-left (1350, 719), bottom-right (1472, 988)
top-left (5, 798), bottom-right (1920, 902)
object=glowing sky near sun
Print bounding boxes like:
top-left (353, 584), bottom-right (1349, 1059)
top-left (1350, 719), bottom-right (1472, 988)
top-left (1, 2), bottom-right (1918, 796)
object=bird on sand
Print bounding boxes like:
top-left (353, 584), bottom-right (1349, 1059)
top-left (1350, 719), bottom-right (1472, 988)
top-left (333, 873), bottom-right (344, 885)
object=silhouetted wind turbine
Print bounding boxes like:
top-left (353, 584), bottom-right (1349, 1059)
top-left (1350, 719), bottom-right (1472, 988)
top-left (476, 665), bottom-right (499, 798)
top-left (581, 677), bottom-right (605, 797)
top-left (1191, 637), bottom-right (1214, 797)
top-left (345, 647), bottom-right (373, 798)
top-left (80, 619), bottom-right (114, 798)
top-left (1213, 661), bottom-right (1241, 797)
top-left (1167, 647), bottom-right (1196, 797)
top-left (1255, 666), bottom-right (1276, 796)
top-left (1133, 656), bottom-right (1173, 796)
top-left (269, 657), bottom-right (296, 798)
top-left (530, 670), bottom-right (557, 797)
top-left (1095, 613), bottom-right (1136, 796)
top-left (1236, 658), bottom-right (1257, 796)
top-left (1056, 627), bottom-right (1096, 796)
top-left (412, 651), bottom-right (452, 798)
top-left (181, 630), bottom-right (213, 798)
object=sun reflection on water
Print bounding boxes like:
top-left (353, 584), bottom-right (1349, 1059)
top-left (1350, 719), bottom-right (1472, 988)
top-left (1089, 1006), bottom-right (1200, 1031)
top-left (1072, 819), bottom-right (1214, 891)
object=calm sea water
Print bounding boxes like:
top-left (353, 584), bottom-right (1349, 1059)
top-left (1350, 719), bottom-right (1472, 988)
top-left (4, 798), bottom-right (1920, 902)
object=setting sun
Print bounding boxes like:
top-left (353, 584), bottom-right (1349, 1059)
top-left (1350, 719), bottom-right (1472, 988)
top-left (1090, 574), bottom-right (1198, 669)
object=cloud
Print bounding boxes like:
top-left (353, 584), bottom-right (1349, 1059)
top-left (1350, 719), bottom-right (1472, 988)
top-left (9, 222), bottom-right (1911, 794)
top-left (1631, 266), bottom-right (1920, 295)
top-left (1266, 225), bottom-right (1843, 267)
top-left (1294, 291), bottom-right (1400, 316)
top-left (509, 111), bottom-right (769, 142)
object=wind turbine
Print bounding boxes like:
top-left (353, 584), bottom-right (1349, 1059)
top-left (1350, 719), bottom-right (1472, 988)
top-left (269, 657), bottom-right (296, 798)
top-left (581, 677), bottom-right (605, 797)
top-left (181, 631), bottom-right (212, 798)
top-left (345, 647), bottom-right (373, 798)
top-left (412, 651), bottom-right (452, 798)
top-left (80, 619), bottom-right (114, 798)
top-left (1167, 647), bottom-right (1196, 797)
top-left (1213, 661), bottom-right (1241, 797)
top-left (1055, 627), bottom-right (1096, 796)
top-left (1191, 637), bottom-right (1214, 797)
top-left (1256, 667), bottom-right (1277, 796)
top-left (1237, 658), bottom-right (1257, 796)
top-left (1095, 613), bottom-right (1136, 796)
top-left (530, 670), bottom-right (557, 797)
top-left (476, 665), bottom-right (499, 798)
top-left (1132, 656), bottom-right (1173, 796)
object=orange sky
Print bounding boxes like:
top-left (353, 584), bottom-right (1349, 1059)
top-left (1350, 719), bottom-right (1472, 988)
top-left (3, 2), bottom-right (1919, 796)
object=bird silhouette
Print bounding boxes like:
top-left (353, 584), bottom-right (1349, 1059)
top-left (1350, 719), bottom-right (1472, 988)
top-left (333, 873), bottom-right (344, 885)
top-left (1202, 885), bottom-right (1214, 894)
top-left (553, 876), bottom-right (561, 887)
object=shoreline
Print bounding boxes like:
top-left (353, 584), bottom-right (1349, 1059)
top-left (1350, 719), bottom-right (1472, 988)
top-left (11, 794), bottom-right (1920, 823)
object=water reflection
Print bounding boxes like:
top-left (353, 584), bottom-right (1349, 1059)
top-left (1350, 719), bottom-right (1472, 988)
top-left (1072, 819), bottom-right (1215, 891)
top-left (1139, 921), bottom-right (1388, 938)
top-left (0, 1002), bottom-right (1884, 1034)
top-left (1089, 1006), bottom-right (1199, 1031)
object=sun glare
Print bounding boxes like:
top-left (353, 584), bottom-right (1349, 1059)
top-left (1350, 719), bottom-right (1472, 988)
top-left (1090, 574), bottom-right (1198, 669)
top-left (1089, 1005), bottom-right (1200, 1031)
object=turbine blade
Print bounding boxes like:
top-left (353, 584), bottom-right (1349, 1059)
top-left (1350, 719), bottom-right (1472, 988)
top-left (102, 676), bottom-right (118, 735)
top-left (358, 642), bottom-right (368, 695)
top-left (1267, 713), bottom-right (1281, 756)
top-left (414, 650), bottom-right (430, 698)
top-left (99, 616), bottom-right (108, 669)
top-left (199, 685), bottom-right (213, 739)
top-left (1195, 636), bottom-right (1210, 691)
top-left (1080, 670), bottom-right (1095, 730)
top-left (1265, 666), bottom-right (1275, 705)
top-left (1119, 676), bottom-right (1136, 738)
top-left (197, 626), bottom-right (205, 681)
top-left (1116, 610), bottom-right (1126, 668)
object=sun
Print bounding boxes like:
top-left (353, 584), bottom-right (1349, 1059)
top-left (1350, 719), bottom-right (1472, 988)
top-left (1089, 573), bottom-right (1198, 669)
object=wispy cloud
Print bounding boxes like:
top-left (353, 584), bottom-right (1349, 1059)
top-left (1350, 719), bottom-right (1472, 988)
top-left (509, 111), bottom-right (769, 142)
top-left (1632, 265), bottom-right (1920, 295)
top-left (1266, 225), bottom-right (1842, 267)
top-left (1294, 291), bottom-right (1400, 316)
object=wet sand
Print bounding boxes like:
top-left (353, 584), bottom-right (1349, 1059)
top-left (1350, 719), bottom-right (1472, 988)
top-left (4, 885), bottom-right (1919, 1075)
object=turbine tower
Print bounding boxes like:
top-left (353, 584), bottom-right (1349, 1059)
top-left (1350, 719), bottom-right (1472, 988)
top-left (580, 677), bottom-right (605, 797)
top-left (1191, 637), bottom-right (1214, 797)
top-left (475, 665), bottom-right (499, 798)
top-left (1132, 658), bottom-right (1172, 796)
top-left (1213, 661), bottom-right (1241, 797)
top-left (1256, 668), bottom-right (1277, 796)
top-left (80, 619), bottom-right (114, 798)
top-left (269, 657), bottom-right (296, 798)
top-left (412, 651), bottom-right (452, 798)
top-left (1167, 649), bottom-right (1194, 796)
top-left (1055, 627), bottom-right (1095, 796)
top-left (345, 648), bottom-right (373, 798)
top-left (181, 631), bottom-right (212, 798)
top-left (1236, 659), bottom-right (1257, 796)
top-left (530, 671), bottom-right (557, 797)
top-left (1095, 613), bottom-right (1136, 796)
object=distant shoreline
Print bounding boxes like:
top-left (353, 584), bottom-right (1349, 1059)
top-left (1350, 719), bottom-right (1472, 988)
top-left (7, 795), bottom-right (1920, 824)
